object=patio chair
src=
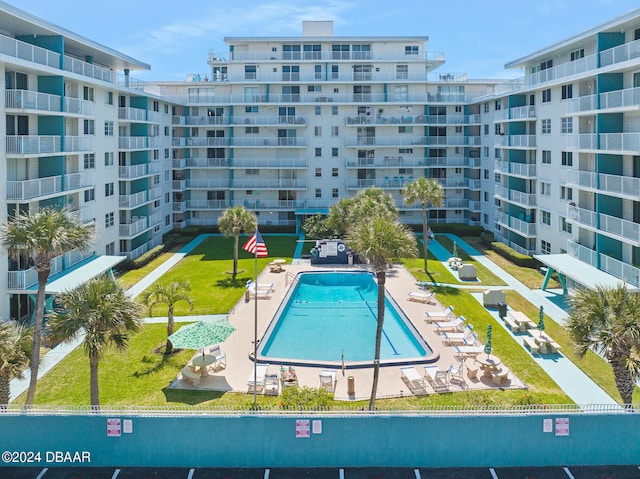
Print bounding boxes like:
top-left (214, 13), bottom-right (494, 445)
top-left (406, 290), bottom-right (436, 304)
top-left (318, 370), bottom-right (337, 392)
top-left (453, 345), bottom-right (484, 359)
top-left (434, 316), bottom-right (466, 333)
top-left (448, 361), bottom-right (466, 388)
top-left (424, 305), bottom-right (455, 323)
top-left (263, 373), bottom-right (280, 395)
top-left (424, 366), bottom-right (449, 393)
top-left (280, 366), bottom-right (299, 388)
top-left (205, 344), bottom-right (227, 370)
top-left (441, 324), bottom-right (474, 345)
top-left (247, 364), bottom-right (269, 393)
top-left (400, 366), bottom-right (428, 394)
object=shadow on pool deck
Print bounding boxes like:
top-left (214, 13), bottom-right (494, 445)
top-left (167, 261), bottom-right (525, 401)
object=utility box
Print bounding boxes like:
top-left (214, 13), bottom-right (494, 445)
top-left (347, 376), bottom-right (355, 396)
top-left (498, 302), bottom-right (508, 319)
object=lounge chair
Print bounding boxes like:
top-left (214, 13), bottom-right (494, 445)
top-left (448, 361), bottom-right (466, 388)
top-left (441, 325), bottom-right (475, 345)
top-left (247, 283), bottom-right (273, 299)
top-left (318, 370), bottom-right (337, 392)
top-left (453, 345), bottom-right (485, 359)
top-left (280, 366), bottom-right (299, 388)
top-left (263, 373), bottom-right (280, 395)
top-left (434, 316), bottom-right (466, 333)
top-left (247, 364), bottom-right (269, 393)
top-left (204, 344), bottom-right (227, 370)
top-left (424, 366), bottom-right (449, 393)
top-left (407, 290), bottom-right (436, 304)
top-left (180, 366), bottom-right (201, 386)
top-left (424, 305), bottom-right (455, 323)
top-left (400, 366), bottom-right (428, 394)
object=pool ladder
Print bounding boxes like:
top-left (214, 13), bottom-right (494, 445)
top-left (285, 271), bottom-right (298, 287)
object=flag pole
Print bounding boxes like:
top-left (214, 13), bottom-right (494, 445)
top-left (253, 242), bottom-right (258, 408)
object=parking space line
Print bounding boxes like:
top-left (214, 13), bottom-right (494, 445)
top-left (111, 469), bottom-right (120, 479)
top-left (35, 468), bottom-right (48, 479)
top-left (564, 467), bottom-right (576, 479)
top-left (489, 467), bottom-right (499, 479)
top-left (187, 469), bottom-right (195, 479)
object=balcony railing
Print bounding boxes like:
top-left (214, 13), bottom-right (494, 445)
top-left (186, 200), bottom-right (227, 210)
top-left (229, 178), bottom-right (307, 189)
top-left (0, 33), bottom-right (60, 69)
top-left (186, 158), bottom-right (230, 168)
top-left (119, 191), bottom-right (148, 208)
top-left (64, 97), bottom-right (93, 116)
top-left (496, 135), bottom-right (536, 148)
top-left (186, 179), bottom-right (229, 189)
top-left (566, 95), bottom-right (596, 114)
top-left (230, 137), bottom-right (307, 147)
top-left (231, 116), bottom-right (307, 126)
top-left (345, 157), bottom-right (427, 168)
top-left (525, 54), bottom-right (597, 88)
top-left (63, 55), bottom-right (114, 83)
top-left (231, 158), bottom-right (307, 168)
top-left (5, 90), bottom-right (61, 112)
top-left (172, 137), bottom-right (230, 147)
top-left (6, 172), bottom-right (92, 200)
top-left (8, 249), bottom-right (90, 290)
top-left (345, 136), bottom-right (428, 147)
top-left (6, 135), bottom-right (61, 155)
top-left (599, 133), bottom-right (640, 152)
top-left (495, 161), bottom-right (537, 177)
top-left (600, 38), bottom-right (640, 68)
top-left (118, 107), bottom-right (148, 122)
top-left (601, 254), bottom-right (640, 288)
top-left (64, 136), bottom-right (93, 152)
top-left (119, 217), bottom-right (149, 237)
top-left (119, 164), bottom-right (149, 179)
top-left (599, 86), bottom-right (640, 110)
top-left (119, 137), bottom-right (148, 150)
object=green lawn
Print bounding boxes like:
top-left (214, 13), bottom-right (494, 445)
top-left (18, 233), bottom-right (639, 408)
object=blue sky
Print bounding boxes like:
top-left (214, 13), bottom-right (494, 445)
top-left (10, 0), bottom-right (640, 81)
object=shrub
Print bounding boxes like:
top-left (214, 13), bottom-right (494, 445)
top-left (280, 386), bottom-right (333, 410)
top-left (479, 231), bottom-right (494, 247)
top-left (491, 242), bottom-right (539, 268)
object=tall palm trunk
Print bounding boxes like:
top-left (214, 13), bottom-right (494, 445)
top-left (25, 264), bottom-right (50, 405)
top-left (165, 305), bottom-right (175, 354)
top-left (232, 234), bottom-right (239, 279)
top-left (611, 353), bottom-right (635, 405)
top-left (89, 353), bottom-right (100, 407)
top-left (0, 373), bottom-right (10, 405)
top-left (369, 270), bottom-right (386, 410)
top-left (421, 204), bottom-right (429, 273)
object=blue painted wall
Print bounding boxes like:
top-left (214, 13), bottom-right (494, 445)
top-left (597, 154), bottom-right (622, 175)
top-left (37, 116), bottom-right (63, 136)
top-left (131, 150), bottom-right (148, 166)
top-left (1, 413), bottom-right (640, 468)
top-left (598, 112), bottom-right (623, 134)
top-left (16, 35), bottom-right (63, 55)
top-left (597, 32), bottom-right (625, 53)
top-left (38, 155), bottom-right (63, 177)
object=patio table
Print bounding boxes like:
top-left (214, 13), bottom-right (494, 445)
top-left (192, 354), bottom-right (215, 376)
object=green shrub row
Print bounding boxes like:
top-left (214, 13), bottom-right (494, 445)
top-left (491, 241), bottom-right (539, 268)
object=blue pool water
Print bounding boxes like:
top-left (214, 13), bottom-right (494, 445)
top-left (258, 271), bottom-right (431, 364)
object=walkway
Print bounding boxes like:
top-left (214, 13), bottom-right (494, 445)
top-left (428, 233), bottom-right (617, 406)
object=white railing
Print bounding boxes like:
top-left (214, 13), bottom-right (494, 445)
top-left (119, 164), bottom-right (148, 179)
top-left (64, 136), bottom-right (93, 152)
top-left (525, 54), bottom-right (597, 87)
top-left (119, 191), bottom-right (148, 208)
top-left (0, 33), bottom-right (60, 68)
top-left (229, 178), bottom-right (307, 189)
top-left (173, 201), bottom-right (187, 212)
top-left (509, 190), bottom-right (537, 207)
top-left (183, 158), bottom-right (229, 168)
top-left (345, 157), bottom-right (427, 168)
top-left (599, 212), bottom-right (640, 245)
top-left (509, 163), bottom-right (537, 177)
top-left (186, 200), bottom-right (227, 210)
top-left (119, 137), bottom-right (148, 150)
top-left (566, 94), bottom-right (596, 114)
top-left (231, 116), bottom-right (307, 126)
top-left (599, 133), bottom-right (640, 152)
top-left (231, 158), bottom-right (307, 168)
top-left (567, 134), bottom-right (597, 150)
top-left (64, 97), bottom-right (93, 116)
top-left (600, 38), bottom-right (640, 68)
top-left (64, 171), bottom-right (93, 190)
top-left (345, 136), bottom-right (428, 147)
top-left (6, 176), bottom-right (62, 200)
top-left (172, 137), bottom-right (230, 147)
top-left (601, 255), bottom-right (640, 287)
top-left (566, 170), bottom-right (597, 189)
top-left (173, 115), bottom-right (227, 126)
top-left (509, 105), bottom-right (536, 119)
top-left (510, 216), bottom-right (537, 237)
top-left (598, 173), bottom-right (640, 198)
top-left (6, 135), bottom-right (61, 155)
top-left (173, 180), bottom-right (187, 190)
top-left (69, 207), bottom-right (94, 225)
top-left (119, 217), bottom-right (148, 237)
top-left (230, 137), bottom-right (307, 147)
top-left (567, 240), bottom-right (597, 267)
top-left (5, 90), bottom-right (61, 112)
top-left (63, 55), bottom-right (114, 83)
top-left (599, 87), bottom-right (640, 110)
top-left (567, 205), bottom-right (596, 229)
top-left (118, 107), bottom-right (147, 122)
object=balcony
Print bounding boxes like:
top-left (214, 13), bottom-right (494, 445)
top-left (119, 191), bottom-right (149, 209)
top-left (186, 158), bottom-right (230, 168)
top-left (599, 133), bottom-right (640, 153)
top-left (119, 137), bottom-right (148, 150)
top-left (0, 33), bottom-right (60, 69)
top-left (495, 135), bottom-right (536, 148)
top-left (345, 156), bottom-right (427, 168)
top-left (231, 116), bottom-right (306, 126)
top-left (64, 97), bottom-right (93, 116)
top-left (172, 137), bottom-right (230, 147)
top-left (63, 55), bottom-right (114, 83)
top-left (6, 135), bottom-right (61, 155)
top-left (69, 206), bottom-right (94, 225)
top-left (125, 236), bottom-right (163, 260)
top-left (525, 54), bottom-right (597, 88)
top-left (231, 157), bottom-right (307, 168)
top-left (345, 136), bottom-right (428, 147)
top-left (600, 38), bottom-right (640, 68)
top-left (566, 95), bottom-right (597, 114)
top-left (186, 200), bottom-right (227, 210)
top-left (118, 107), bottom-right (148, 122)
top-left (599, 86), bottom-right (640, 111)
top-left (496, 213), bottom-right (537, 237)
top-left (229, 178), bottom-right (307, 189)
top-left (186, 179), bottom-right (230, 189)
top-left (8, 249), bottom-right (90, 290)
top-left (172, 115), bottom-right (228, 126)
top-left (119, 217), bottom-right (149, 237)
top-left (495, 160), bottom-right (537, 177)
top-left (230, 137), bottom-right (307, 147)
top-left (119, 164), bottom-right (149, 179)
top-left (5, 90), bottom-right (61, 112)
top-left (6, 172), bottom-right (92, 200)
top-left (64, 136), bottom-right (93, 152)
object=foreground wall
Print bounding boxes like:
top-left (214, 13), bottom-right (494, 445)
top-left (1, 412), bottom-right (638, 467)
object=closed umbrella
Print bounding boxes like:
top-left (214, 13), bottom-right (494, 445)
top-left (484, 324), bottom-right (492, 357)
top-left (537, 306), bottom-right (545, 332)
top-left (168, 319), bottom-right (236, 352)
top-left (452, 241), bottom-right (458, 258)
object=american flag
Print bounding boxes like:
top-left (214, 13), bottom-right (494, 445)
top-left (242, 229), bottom-right (268, 257)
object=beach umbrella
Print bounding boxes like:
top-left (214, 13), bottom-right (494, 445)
top-left (484, 324), bottom-right (492, 356)
top-left (452, 241), bottom-right (458, 258)
top-left (168, 319), bottom-right (236, 352)
top-left (537, 306), bottom-right (545, 332)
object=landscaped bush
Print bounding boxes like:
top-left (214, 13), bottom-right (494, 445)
top-left (407, 223), bottom-right (483, 237)
top-left (491, 241), bottom-right (539, 268)
top-left (280, 386), bottom-right (333, 410)
top-left (480, 231), bottom-right (494, 247)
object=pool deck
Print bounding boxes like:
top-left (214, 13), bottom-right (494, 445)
top-left (168, 260), bottom-right (525, 400)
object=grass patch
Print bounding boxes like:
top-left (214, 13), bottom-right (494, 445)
top-left (116, 248), bottom-right (180, 289)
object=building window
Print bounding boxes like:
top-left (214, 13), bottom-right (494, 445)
top-left (542, 150), bottom-right (551, 164)
top-left (83, 86), bottom-right (94, 101)
top-left (541, 240), bottom-right (551, 254)
top-left (484, 169), bottom-right (489, 179)
top-left (484, 103), bottom-right (489, 113)
top-left (165, 148), bottom-right (170, 159)
top-left (153, 149), bottom-right (159, 160)
top-left (331, 126), bottom-right (339, 137)
top-left (332, 167), bottom-right (338, 177)
top-left (245, 126), bottom-right (259, 134)
top-left (540, 182), bottom-right (551, 196)
top-left (541, 89), bottom-right (551, 103)
top-left (560, 186), bottom-right (573, 200)
top-left (104, 152), bottom-right (114, 166)
top-left (165, 215), bottom-right (171, 226)
top-left (396, 64), bottom-right (408, 80)
top-left (399, 148), bottom-right (413, 154)
top-left (331, 106), bottom-right (338, 115)
top-left (404, 45), bottom-right (419, 55)
top-left (84, 189), bottom-right (95, 202)
top-left (104, 183), bottom-right (114, 197)
top-left (561, 84), bottom-right (573, 100)
top-left (332, 147), bottom-right (339, 157)
top-left (332, 188), bottom-right (339, 198)
top-left (314, 126), bottom-right (322, 136)
top-left (84, 119), bottom-right (95, 135)
top-left (165, 193), bottom-right (170, 203)
top-left (246, 106), bottom-right (258, 113)
top-left (104, 121), bottom-right (114, 136)
top-left (315, 106), bottom-right (321, 116)
top-left (561, 151), bottom-right (573, 166)
top-left (483, 191), bottom-right (488, 202)
top-left (104, 91), bottom-right (113, 105)
top-left (570, 48), bottom-right (585, 61)
top-left (308, 85), bottom-right (322, 92)
top-left (561, 117), bottom-right (573, 134)
top-left (399, 126), bottom-right (413, 133)
top-left (245, 169), bottom-right (259, 175)
top-left (105, 242), bottom-right (115, 255)
top-left (315, 188), bottom-right (322, 198)
top-left (153, 174), bottom-right (160, 185)
top-left (315, 168), bottom-right (322, 177)
top-left (154, 200), bottom-right (160, 208)
top-left (83, 153), bottom-right (95, 169)
top-left (105, 212), bottom-right (114, 228)
top-left (315, 148), bottom-right (322, 157)
top-left (153, 101), bottom-right (159, 112)
top-left (541, 210), bottom-right (551, 225)
top-left (483, 124), bottom-right (489, 135)
top-left (560, 216), bottom-right (573, 234)
top-left (541, 119), bottom-right (551, 134)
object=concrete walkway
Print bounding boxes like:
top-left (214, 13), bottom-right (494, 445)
top-left (428, 234), bottom-right (617, 406)
top-left (10, 232), bottom-right (619, 406)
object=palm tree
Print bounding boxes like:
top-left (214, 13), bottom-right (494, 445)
top-left (566, 284), bottom-right (640, 405)
top-left (0, 321), bottom-right (31, 405)
top-left (47, 276), bottom-right (143, 406)
top-left (347, 217), bottom-right (417, 410)
top-left (327, 188), bottom-right (397, 238)
top-left (217, 206), bottom-right (257, 279)
top-left (403, 177), bottom-right (444, 273)
top-left (0, 208), bottom-right (95, 405)
top-left (142, 281), bottom-right (193, 354)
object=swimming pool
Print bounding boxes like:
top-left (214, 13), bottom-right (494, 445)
top-left (257, 271), bottom-right (434, 367)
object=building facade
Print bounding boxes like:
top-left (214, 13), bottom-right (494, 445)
top-left (2, 4), bottom-right (640, 319)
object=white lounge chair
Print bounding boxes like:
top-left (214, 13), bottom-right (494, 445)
top-left (434, 316), bottom-right (466, 333)
top-left (247, 364), bottom-right (269, 393)
top-left (424, 305), bottom-right (455, 323)
top-left (407, 290), bottom-right (436, 304)
top-left (454, 345), bottom-right (485, 359)
top-left (424, 366), bottom-right (449, 393)
top-left (441, 325), bottom-right (475, 345)
top-left (263, 373), bottom-right (279, 395)
top-left (400, 366), bottom-right (428, 394)
top-left (318, 370), bottom-right (337, 392)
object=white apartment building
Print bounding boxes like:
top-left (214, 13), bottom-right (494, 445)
top-left (2, 5), bottom-right (640, 321)
top-left (0, 2), bottom-right (175, 320)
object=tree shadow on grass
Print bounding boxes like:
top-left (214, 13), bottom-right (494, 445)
top-left (132, 349), bottom-right (185, 377)
top-left (216, 276), bottom-right (252, 289)
top-left (162, 387), bottom-right (226, 405)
